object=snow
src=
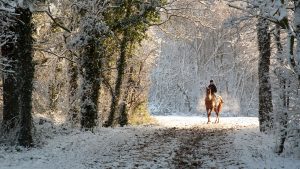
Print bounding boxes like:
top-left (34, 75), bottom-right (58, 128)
top-left (234, 127), bottom-right (300, 169)
top-left (155, 116), bottom-right (258, 128)
top-left (0, 116), bottom-right (299, 169)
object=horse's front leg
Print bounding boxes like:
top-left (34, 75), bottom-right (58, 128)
top-left (207, 109), bottom-right (212, 124)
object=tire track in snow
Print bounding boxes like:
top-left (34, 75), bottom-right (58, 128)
top-left (172, 127), bottom-right (245, 169)
top-left (118, 126), bottom-right (245, 169)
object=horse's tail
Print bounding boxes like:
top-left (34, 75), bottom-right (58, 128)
top-left (218, 96), bottom-right (224, 103)
top-left (216, 96), bottom-right (224, 113)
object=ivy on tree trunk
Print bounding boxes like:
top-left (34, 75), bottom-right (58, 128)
top-left (257, 17), bottom-right (273, 132)
top-left (1, 7), bottom-right (34, 147)
top-left (68, 54), bottom-right (79, 126)
top-left (105, 34), bottom-right (128, 127)
top-left (16, 7), bottom-right (34, 147)
top-left (2, 30), bottom-right (20, 132)
top-left (80, 41), bottom-right (101, 129)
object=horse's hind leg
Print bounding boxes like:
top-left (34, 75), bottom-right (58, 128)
top-left (214, 109), bottom-right (218, 123)
top-left (215, 104), bottom-right (222, 123)
top-left (215, 111), bottom-right (219, 123)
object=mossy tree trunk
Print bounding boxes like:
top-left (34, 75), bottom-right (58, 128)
top-left (16, 7), bottom-right (34, 147)
top-left (68, 54), bottom-right (79, 126)
top-left (257, 17), bottom-right (273, 132)
top-left (105, 34), bottom-right (128, 127)
top-left (1, 7), bottom-right (34, 147)
top-left (119, 66), bottom-right (134, 127)
top-left (2, 29), bottom-right (20, 133)
top-left (48, 63), bottom-right (61, 112)
top-left (80, 41), bottom-right (101, 129)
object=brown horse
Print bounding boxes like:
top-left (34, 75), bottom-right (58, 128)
top-left (205, 87), bottom-right (224, 124)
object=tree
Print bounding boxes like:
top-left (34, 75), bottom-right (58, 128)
top-left (257, 17), bottom-right (273, 132)
top-left (1, 9), bottom-right (20, 133)
top-left (68, 54), bottom-right (79, 126)
top-left (67, 0), bottom-right (111, 129)
top-left (273, 25), bottom-right (288, 154)
top-left (1, 1), bottom-right (35, 147)
top-left (16, 7), bottom-right (34, 147)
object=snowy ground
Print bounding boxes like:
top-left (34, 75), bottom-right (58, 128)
top-left (0, 116), bottom-right (300, 169)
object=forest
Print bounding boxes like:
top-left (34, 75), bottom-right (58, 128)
top-left (0, 0), bottom-right (300, 168)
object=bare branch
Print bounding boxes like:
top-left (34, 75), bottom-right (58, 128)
top-left (35, 48), bottom-right (75, 63)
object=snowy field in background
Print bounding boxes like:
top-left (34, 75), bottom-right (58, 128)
top-left (0, 116), bottom-right (299, 169)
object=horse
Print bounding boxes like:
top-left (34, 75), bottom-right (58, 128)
top-left (205, 87), bottom-right (224, 124)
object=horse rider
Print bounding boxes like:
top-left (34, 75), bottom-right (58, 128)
top-left (208, 80), bottom-right (217, 99)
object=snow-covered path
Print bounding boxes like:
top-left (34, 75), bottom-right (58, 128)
top-left (0, 116), bottom-right (300, 169)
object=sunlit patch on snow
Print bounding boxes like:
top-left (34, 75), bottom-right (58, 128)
top-left (154, 116), bottom-right (258, 128)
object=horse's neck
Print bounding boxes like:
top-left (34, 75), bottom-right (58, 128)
top-left (207, 93), bottom-right (212, 100)
top-left (209, 93), bottom-right (217, 101)
top-left (208, 94), bottom-right (211, 100)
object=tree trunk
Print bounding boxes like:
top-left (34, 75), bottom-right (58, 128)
top-left (119, 66), bottom-right (134, 127)
top-left (80, 42), bottom-right (100, 129)
top-left (257, 17), bottom-right (273, 132)
top-left (16, 7), bottom-right (34, 147)
top-left (48, 63), bottom-right (61, 112)
top-left (294, 1), bottom-right (300, 87)
top-left (105, 33), bottom-right (128, 127)
top-left (1, 7), bottom-right (34, 146)
top-left (274, 25), bottom-right (288, 154)
top-left (68, 54), bottom-right (79, 126)
top-left (1, 35), bottom-right (20, 132)
top-left (294, 1), bottom-right (300, 75)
